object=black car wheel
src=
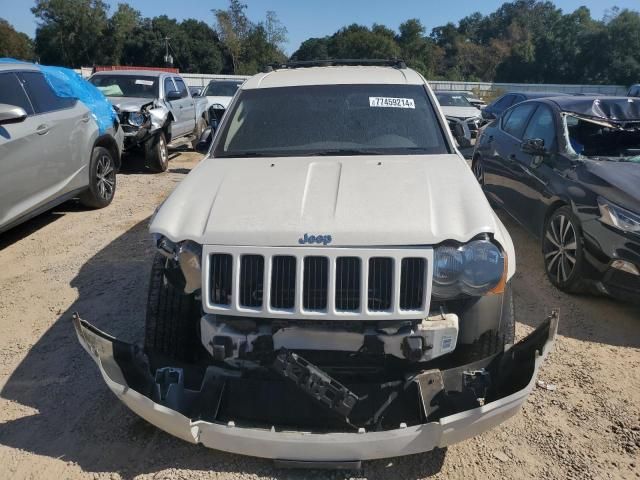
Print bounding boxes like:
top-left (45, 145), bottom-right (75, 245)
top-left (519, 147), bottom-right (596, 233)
top-left (543, 206), bottom-right (585, 292)
top-left (472, 156), bottom-right (484, 185)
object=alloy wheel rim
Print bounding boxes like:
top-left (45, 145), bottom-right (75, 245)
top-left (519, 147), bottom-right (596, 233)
top-left (96, 154), bottom-right (115, 200)
top-left (544, 214), bottom-right (578, 283)
top-left (160, 137), bottom-right (168, 164)
top-left (472, 159), bottom-right (484, 184)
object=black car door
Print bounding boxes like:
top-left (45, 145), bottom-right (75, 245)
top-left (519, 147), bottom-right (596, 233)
top-left (483, 103), bottom-right (537, 216)
top-left (511, 104), bottom-right (559, 235)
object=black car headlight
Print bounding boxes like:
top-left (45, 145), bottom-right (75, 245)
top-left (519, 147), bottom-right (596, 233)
top-left (598, 197), bottom-right (640, 234)
top-left (127, 112), bottom-right (147, 127)
top-left (433, 239), bottom-right (506, 298)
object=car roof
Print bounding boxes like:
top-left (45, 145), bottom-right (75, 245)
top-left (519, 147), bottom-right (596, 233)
top-left (91, 70), bottom-right (170, 78)
top-left (508, 91), bottom-right (570, 99)
top-left (537, 96), bottom-right (640, 121)
top-left (242, 66), bottom-right (425, 90)
top-left (0, 62), bottom-right (41, 72)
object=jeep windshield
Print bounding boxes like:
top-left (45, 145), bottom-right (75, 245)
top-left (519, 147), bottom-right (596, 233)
top-left (214, 84), bottom-right (449, 157)
top-left (90, 75), bottom-right (159, 99)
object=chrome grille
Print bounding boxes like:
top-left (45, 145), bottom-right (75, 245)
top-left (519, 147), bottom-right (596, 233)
top-left (400, 257), bottom-right (426, 310)
top-left (271, 256), bottom-right (296, 309)
top-left (335, 257), bottom-right (360, 311)
top-left (210, 254), bottom-right (233, 305)
top-left (368, 257), bottom-right (393, 311)
top-left (203, 247), bottom-right (433, 320)
top-left (239, 255), bottom-right (264, 307)
top-left (303, 256), bottom-right (329, 310)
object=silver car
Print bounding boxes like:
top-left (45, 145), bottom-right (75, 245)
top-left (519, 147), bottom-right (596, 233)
top-left (0, 63), bottom-right (123, 234)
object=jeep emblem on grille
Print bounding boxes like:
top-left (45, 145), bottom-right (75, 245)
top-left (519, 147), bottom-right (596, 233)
top-left (298, 233), bottom-right (332, 245)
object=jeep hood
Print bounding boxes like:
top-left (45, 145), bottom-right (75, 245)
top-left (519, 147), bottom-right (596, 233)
top-left (151, 154), bottom-right (509, 250)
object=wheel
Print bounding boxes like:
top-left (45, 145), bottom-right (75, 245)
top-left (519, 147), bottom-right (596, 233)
top-left (472, 156), bottom-right (485, 185)
top-left (145, 131), bottom-right (169, 172)
top-left (79, 146), bottom-right (116, 208)
top-left (144, 253), bottom-right (201, 362)
top-left (191, 118), bottom-right (206, 150)
top-left (543, 206), bottom-right (585, 292)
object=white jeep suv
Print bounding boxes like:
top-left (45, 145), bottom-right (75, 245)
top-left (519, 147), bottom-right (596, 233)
top-left (75, 60), bottom-right (557, 466)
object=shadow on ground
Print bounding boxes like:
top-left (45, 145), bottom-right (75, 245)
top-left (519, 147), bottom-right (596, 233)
top-left (0, 218), bottom-right (446, 480)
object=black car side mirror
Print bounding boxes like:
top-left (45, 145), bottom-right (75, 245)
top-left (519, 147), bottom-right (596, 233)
top-left (195, 126), bottom-right (214, 154)
top-left (521, 138), bottom-right (549, 168)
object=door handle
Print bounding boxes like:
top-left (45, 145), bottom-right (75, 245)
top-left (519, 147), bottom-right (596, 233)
top-left (81, 113), bottom-right (90, 123)
top-left (508, 154), bottom-right (517, 163)
top-left (36, 124), bottom-right (50, 135)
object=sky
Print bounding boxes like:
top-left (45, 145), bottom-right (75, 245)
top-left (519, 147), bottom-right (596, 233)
top-left (1, 0), bottom-right (637, 54)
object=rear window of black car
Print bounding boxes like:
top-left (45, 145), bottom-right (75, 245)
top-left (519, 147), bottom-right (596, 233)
top-left (214, 84), bottom-right (449, 157)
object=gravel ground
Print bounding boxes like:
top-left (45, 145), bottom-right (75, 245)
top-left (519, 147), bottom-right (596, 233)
top-left (0, 151), bottom-right (639, 480)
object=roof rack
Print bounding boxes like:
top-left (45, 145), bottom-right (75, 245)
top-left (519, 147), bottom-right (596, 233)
top-left (264, 59), bottom-right (407, 72)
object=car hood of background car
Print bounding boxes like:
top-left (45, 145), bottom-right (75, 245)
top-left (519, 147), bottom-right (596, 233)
top-left (206, 96), bottom-right (233, 109)
top-left (108, 97), bottom-right (154, 112)
top-left (440, 106), bottom-right (481, 119)
top-left (581, 160), bottom-right (640, 211)
top-left (150, 154), bottom-right (507, 249)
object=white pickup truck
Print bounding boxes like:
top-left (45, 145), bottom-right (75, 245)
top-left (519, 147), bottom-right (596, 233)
top-left (90, 70), bottom-right (208, 172)
top-left (75, 60), bottom-right (557, 467)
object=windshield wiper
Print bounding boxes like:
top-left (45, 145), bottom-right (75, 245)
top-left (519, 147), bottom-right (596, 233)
top-left (301, 149), bottom-right (386, 156)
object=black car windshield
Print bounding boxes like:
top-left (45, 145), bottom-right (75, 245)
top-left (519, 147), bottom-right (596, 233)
top-left (214, 84), bottom-right (449, 157)
top-left (204, 81), bottom-right (242, 97)
top-left (436, 93), bottom-right (473, 107)
top-left (90, 75), bottom-right (159, 98)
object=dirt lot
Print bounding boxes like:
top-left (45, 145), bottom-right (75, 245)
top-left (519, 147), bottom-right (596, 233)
top-left (0, 151), bottom-right (639, 480)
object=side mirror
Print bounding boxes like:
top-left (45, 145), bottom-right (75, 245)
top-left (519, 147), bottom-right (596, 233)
top-left (482, 110), bottom-right (496, 121)
top-left (521, 138), bottom-right (549, 168)
top-left (0, 104), bottom-right (27, 125)
top-left (195, 126), bottom-right (213, 154)
top-left (166, 90), bottom-right (182, 101)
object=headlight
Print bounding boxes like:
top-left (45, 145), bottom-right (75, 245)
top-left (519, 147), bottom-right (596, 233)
top-left (433, 239), bottom-right (506, 298)
top-left (598, 197), bottom-right (640, 233)
top-left (128, 112), bottom-right (146, 127)
top-left (153, 235), bottom-right (202, 294)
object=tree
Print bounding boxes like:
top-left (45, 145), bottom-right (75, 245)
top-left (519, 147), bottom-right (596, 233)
top-left (265, 10), bottom-right (287, 50)
top-left (32, 0), bottom-right (109, 67)
top-left (327, 24), bottom-right (401, 59)
top-left (290, 37), bottom-right (329, 61)
top-left (214, 0), bottom-right (250, 73)
top-left (396, 19), bottom-right (441, 78)
top-left (0, 18), bottom-right (34, 60)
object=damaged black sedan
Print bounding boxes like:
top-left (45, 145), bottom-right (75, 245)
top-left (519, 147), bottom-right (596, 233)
top-left (473, 96), bottom-right (640, 301)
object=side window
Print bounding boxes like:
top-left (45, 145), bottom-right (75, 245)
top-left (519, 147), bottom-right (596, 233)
top-left (512, 95), bottom-right (526, 105)
top-left (502, 104), bottom-right (536, 139)
top-left (164, 77), bottom-right (177, 97)
top-left (174, 78), bottom-right (188, 98)
top-left (19, 72), bottom-right (75, 114)
top-left (523, 106), bottom-right (556, 150)
top-left (0, 72), bottom-right (34, 114)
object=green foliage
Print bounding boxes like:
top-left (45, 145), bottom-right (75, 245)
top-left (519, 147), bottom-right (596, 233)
top-left (0, 18), bottom-right (34, 60)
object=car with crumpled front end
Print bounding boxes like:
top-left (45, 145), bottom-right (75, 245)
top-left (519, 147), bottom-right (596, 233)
top-left (0, 62), bottom-right (122, 233)
top-left (472, 96), bottom-right (640, 301)
top-left (74, 60), bottom-right (557, 466)
top-left (435, 91), bottom-right (484, 147)
top-left (89, 70), bottom-right (208, 172)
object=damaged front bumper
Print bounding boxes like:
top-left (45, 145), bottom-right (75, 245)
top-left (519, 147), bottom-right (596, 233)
top-left (73, 312), bottom-right (557, 462)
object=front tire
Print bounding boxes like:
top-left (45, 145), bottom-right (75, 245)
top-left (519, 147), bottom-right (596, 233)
top-left (79, 146), bottom-right (116, 208)
top-left (543, 206), bottom-right (585, 292)
top-left (192, 118), bottom-right (206, 150)
top-left (144, 253), bottom-right (201, 362)
top-left (145, 131), bottom-right (169, 172)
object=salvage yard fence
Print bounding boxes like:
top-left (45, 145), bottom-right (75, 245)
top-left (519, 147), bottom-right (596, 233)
top-left (77, 68), bottom-right (627, 97)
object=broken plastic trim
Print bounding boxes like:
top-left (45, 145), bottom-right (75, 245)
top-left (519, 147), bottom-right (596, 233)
top-left (73, 311), bottom-right (557, 461)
